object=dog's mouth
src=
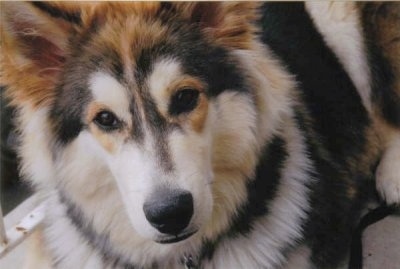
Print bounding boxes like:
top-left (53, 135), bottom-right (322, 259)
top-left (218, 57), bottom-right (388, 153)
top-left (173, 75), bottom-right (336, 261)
top-left (156, 230), bottom-right (197, 244)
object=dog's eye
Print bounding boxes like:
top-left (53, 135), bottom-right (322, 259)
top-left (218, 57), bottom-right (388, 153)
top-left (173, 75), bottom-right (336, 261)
top-left (93, 111), bottom-right (120, 131)
top-left (169, 88), bottom-right (200, 115)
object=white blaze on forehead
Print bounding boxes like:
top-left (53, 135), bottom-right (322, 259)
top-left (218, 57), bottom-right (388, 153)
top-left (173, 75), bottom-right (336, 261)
top-left (89, 72), bottom-right (131, 122)
top-left (148, 58), bottom-right (182, 114)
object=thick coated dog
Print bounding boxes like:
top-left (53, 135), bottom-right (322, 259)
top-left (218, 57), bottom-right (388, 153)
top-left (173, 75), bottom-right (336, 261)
top-left (1, 2), bottom-right (399, 269)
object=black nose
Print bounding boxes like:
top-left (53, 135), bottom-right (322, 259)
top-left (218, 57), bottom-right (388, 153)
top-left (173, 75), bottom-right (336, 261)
top-left (143, 189), bottom-right (193, 235)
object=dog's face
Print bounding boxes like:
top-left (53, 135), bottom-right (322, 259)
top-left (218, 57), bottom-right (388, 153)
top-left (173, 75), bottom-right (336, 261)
top-left (2, 2), bottom-right (263, 245)
top-left (73, 60), bottom-right (216, 243)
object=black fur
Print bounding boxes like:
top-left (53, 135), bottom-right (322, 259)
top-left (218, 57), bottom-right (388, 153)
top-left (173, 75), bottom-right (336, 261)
top-left (58, 191), bottom-right (139, 269)
top-left (135, 20), bottom-right (250, 99)
top-left (51, 8), bottom-right (253, 148)
top-left (45, 3), bottom-right (383, 268)
top-left (142, 93), bottom-right (175, 172)
top-left (259, 3), bottom-right (375, 267)
top-left (31, 2), bottom-right (82, 25)
top-left (50, 83), bottom-right (90, 145)
top-left (360, 3), bottom-right (400, 128)
top-left (200, 136), bottom-right (288, 262)
top-left (50, 48), bottom-right (125, 145)
top-left (228, 137), bottom-right (287, 237)
top-left (259, 3), bottom-right (370, 167)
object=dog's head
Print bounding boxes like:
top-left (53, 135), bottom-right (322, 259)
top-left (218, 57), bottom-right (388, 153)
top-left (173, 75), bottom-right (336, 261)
top-left (2, 2), bottom-right (286, 247)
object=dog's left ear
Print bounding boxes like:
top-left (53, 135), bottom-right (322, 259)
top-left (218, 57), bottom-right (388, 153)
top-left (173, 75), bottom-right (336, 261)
top-left (172, 2), bottom-right (260, 49)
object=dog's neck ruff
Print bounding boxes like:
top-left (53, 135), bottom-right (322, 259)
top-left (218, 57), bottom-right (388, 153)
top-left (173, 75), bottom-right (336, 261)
top-left (58, 190), bottom-right (201, 268)
top-left (58, 191), bottom-right (139, 268)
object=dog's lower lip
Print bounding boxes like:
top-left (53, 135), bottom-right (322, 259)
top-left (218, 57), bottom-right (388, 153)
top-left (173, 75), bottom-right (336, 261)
top-left (156, 231), bottom-right (197, 244)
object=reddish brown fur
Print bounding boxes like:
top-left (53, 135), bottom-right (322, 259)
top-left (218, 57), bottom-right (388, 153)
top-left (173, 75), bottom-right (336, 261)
top-left (372, 3), bottom-right (400, 142)
top-left (86, 103), bottom-right (131, 154)
top-left (165, 77), bottom-right (208, 133)
top-left (1, 2), bottom-right (260, 109)
top-left (173, 2), bottom-right (260, 49)
top-left (1, 2), bottom-right (78, 107)
top-left (370, 3), bottom-right (400, 104)
top-left (357, 3), bottom-right (400, 150)
top-left (188, 93), bottom-right (209, 133)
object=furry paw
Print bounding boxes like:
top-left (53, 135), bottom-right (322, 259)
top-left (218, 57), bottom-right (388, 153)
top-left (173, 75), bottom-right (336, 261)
top-left (376, 138), bottom-right (400, 205)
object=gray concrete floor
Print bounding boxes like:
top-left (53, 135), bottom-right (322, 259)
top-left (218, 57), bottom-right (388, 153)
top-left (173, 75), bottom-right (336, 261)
top-left (363, 214), bottom-right (400, 269)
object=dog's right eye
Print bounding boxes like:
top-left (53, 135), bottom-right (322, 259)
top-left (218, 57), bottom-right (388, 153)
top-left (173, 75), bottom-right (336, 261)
top-left (93, 111), bottom-right (121, 131)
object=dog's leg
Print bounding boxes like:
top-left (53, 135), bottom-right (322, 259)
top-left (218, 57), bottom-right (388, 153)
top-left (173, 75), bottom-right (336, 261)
top-left (376, 133), bottom-right (400, 205)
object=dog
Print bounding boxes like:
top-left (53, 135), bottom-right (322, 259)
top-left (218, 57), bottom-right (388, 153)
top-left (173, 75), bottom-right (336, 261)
top-left (1, 2), bottom-right (399, 268)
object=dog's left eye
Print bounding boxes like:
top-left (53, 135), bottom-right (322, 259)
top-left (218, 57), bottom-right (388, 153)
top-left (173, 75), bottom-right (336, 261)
top-left (169, 88), bottom-right (200, 115)
top-left (93, 111), bottom-right (120, 131)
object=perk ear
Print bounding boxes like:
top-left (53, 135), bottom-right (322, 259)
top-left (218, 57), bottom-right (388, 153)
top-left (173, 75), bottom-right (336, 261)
top-left (172, 2), bottom-right (260, 49)
top-left (1, 2), bottom-right (82, 107)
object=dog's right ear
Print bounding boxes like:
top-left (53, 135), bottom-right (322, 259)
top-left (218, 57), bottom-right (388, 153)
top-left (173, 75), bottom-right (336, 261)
top-left (1, 2), bottom-right (82, 107)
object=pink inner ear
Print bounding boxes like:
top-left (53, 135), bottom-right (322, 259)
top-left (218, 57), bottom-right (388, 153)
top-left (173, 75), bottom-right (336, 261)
top-left (20, 34), bottom-right (65, 77)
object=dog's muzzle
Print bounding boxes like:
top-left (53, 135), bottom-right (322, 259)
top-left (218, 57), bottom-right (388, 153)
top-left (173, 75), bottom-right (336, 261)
top-left (143, 188), bottom-right (194, 239)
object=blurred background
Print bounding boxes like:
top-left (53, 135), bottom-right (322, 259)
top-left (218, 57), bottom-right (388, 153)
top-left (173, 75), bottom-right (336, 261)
top-left (1, 86), bottom-right (31, 215)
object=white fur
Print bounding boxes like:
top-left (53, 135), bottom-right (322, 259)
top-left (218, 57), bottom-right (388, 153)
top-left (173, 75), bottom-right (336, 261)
top-left (306, 2), bottom-right (400, 206)
top-left (89, 72), bottom-right (132, 124)
top-left (198, 45), bottom-right (310, 268)
top-left (167, 127), bottom-right (214, 231)
top-left (203, 91), bottom-right (259, 238)
top-left (47, 130), bottom-right (193, 267)
top-left (204, 114), bottom-right (313, 269)
top-left (24, 41), bottom-right (300, 268)
top-left (18, 106), bottom-right (55, 189)
top-left (43, 194), bottom-right (105, 269)
top-left (232, 45), bottom-right (295, 145)
top-left (305, 2), bottom-right (372, 112)
top-left (7, 2), bottom-right (382, 268)
top-left (376, 134), bottom-right (400, 204)
top-left (45, 65), bottom-right (258, 267)
top-left (104, 141), bottom-right (162, 239)
top-left (148, 58), bottom-right (183, 115)
top-left (12, 18), bottom-right (315, 269)
top-left (147, 58), bottom-right (216, 234)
